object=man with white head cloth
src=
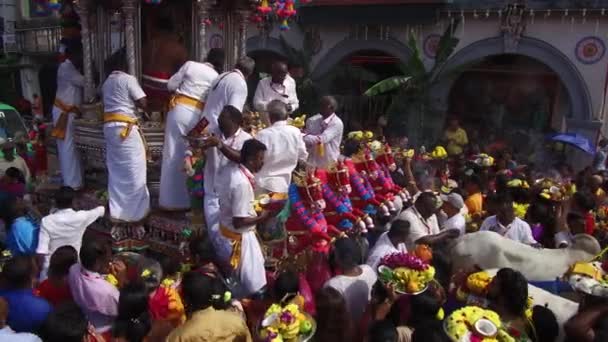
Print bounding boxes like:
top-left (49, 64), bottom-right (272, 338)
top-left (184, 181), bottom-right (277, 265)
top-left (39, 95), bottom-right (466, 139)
top-left (303, 96), bottom-right (344, 169)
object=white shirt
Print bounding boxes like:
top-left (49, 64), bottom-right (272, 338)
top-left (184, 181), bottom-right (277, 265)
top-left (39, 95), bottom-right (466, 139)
top-left (303, 113), bottom-right (344, 168)
top-left (218, 163), bottom-right (257, 232)
top-left (101, 71), bottom-right (146, 118)
top-left (203, 128), bottom-right (252, 195)
top-left (0, 326), bottom-right (42, 342)
top-left (255, 121), bottom-right (308, 193)
top-left (443, 213), bottom-right (466, 236)
top-left (167, 61), bottom-right (218, 101)
top-left (324, 264), bottom-right (377, 323)
top-left (366, 232), bottom-right (407, 270)
top-left (55, 59), bottom-right (84, 106)
top-left (36, 207), bottom-right (105, 278)
top-left (253, 75), bottom-right (299, 113)
top-left (479, 216), bottom-right (538, 245)
top-left (397, 206), bottom-right (440, 251)
top-left (202, 70), bottom-right (248, 133)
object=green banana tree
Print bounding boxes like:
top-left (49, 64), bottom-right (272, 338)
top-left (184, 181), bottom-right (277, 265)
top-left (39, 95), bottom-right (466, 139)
top-left (364, 20), bottom-right (461, 146)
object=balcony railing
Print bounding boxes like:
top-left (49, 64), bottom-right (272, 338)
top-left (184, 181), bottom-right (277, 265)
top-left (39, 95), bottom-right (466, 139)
top-left (15, 25), bottom-right (61, 54)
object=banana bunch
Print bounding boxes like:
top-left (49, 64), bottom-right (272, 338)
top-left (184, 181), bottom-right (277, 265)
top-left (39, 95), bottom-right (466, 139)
top-left (287, 115), bottom-right (307, 129)
top-left (473, 153), bottom-right (495, 167)
top-left (261, 303), bottom-right (312, 341)
top-left (507, 179), bottom-right (529, 189)
top-left (369, 140), bottom-right (383, 153)
top-left (429, 146), bottom-right (448, 160)
top-left (513, 202), bottom-right (530, 219)
top-left (392, 266), bottom-right (436, 293)
top-left (105, 274), bottom-right (119, 287)
top-left (347, 130), bottom-right (374, 141)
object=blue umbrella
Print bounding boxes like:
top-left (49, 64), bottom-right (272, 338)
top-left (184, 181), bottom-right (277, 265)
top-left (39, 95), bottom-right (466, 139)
top-left (549, 132), bottom-right (596, 155)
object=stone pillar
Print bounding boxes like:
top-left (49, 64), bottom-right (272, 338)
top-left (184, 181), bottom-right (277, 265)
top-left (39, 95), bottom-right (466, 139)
top-left (122, 0), bottom-right (137, 76)
top-left (74, 0), bottom-right (95, 103)
top-left (238, 10), bottom-right (249, 58)
top-left (196, 0), bottom-right (214, 62)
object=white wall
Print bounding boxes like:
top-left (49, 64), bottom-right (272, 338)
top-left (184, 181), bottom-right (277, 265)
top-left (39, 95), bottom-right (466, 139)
top-left (246, 16), bottom-right (606, 133)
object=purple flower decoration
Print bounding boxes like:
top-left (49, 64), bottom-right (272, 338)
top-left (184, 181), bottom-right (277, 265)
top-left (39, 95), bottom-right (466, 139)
top-left (265, 331), bottom-right (278, 342)
top-left (379, 252), bottom-right (429, 270)
top-left (280, 310), bottom-right (295, 324)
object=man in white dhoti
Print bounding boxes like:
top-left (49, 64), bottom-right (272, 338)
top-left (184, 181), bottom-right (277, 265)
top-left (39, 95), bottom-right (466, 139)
top-left (255, 100), bottom-right (307, 194)
top-left (201, 57), bottom-right (255, 246)
top-left (303, 96), bottom-right (344, 169)
top-left (218, 138), bottom-right (274, 296)
top-left (159, 52), bottom-right (222, 211)
top-left (366, 219), bottom-right (410, 270)
top-left (253, 61), bottom-right (299, 116)
top-left (51, 47), bottom-right (84, 189)
top-left (101, 54), bottom-right (150, 229)
top-left (200, 106), bottom-right (252, 264)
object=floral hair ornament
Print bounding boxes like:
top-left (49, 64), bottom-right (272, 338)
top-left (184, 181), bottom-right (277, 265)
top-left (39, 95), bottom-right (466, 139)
top-left (287, 114), bottom-right (306, 129)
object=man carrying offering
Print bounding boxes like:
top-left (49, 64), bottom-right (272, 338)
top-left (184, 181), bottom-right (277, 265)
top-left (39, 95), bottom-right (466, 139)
top-left (218, 139), bottom-right (275, 296)
top-left (303, 96), bottom-right (344, 169)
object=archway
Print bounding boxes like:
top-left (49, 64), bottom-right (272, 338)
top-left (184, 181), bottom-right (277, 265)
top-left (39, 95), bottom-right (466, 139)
top-left (448, 54), bottom-right (569, 159)
top-left (434, 36), bottom-right (592, 122)
top-left (431, 36), bottom-right (596, 166)
top-left (319, 49), bottom-right (405, 132)
top-left (310, 38), bottom-right (412, 81)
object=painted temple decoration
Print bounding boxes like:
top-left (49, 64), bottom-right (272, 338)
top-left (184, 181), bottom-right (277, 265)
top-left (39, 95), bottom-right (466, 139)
top-left (500, 3), bottom-right (526, 53)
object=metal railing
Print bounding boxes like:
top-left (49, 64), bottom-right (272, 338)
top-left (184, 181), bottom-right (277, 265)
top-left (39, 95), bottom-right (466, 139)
top-left (14, 25), bottom-right (61, 54)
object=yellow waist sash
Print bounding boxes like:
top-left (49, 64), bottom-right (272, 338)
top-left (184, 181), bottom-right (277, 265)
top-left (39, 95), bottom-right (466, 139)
top-left (103, 113), bottom-right (140, 140)
top-left (51, 98), bottom-right (81, 140)
top-left (104, 113), bottom-right (149, 159)
top-left (221, 225), bottom-right (257, 270)
top-left (168, 94), bottom-right (205, 112)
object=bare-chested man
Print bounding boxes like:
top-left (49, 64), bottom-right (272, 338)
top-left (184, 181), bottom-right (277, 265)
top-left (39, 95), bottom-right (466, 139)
top-left (142, 16), bottom-right (188, 112)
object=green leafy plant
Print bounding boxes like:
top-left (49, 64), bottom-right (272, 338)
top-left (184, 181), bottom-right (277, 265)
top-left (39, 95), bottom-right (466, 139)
top-left (364, 20), bottom-right (461, 146)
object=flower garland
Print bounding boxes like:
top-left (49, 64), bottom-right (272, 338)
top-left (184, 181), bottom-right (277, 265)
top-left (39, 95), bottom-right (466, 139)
top-left (321, 183), bottom-right (354, 230)
top-left (288, 183), bottom-right (326, 234)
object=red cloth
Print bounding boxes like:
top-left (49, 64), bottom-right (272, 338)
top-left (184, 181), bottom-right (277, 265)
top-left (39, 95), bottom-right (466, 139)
top-left (586, 212), bottom-right (596, 235)
top-left (0, 180), bottom-right (25, 199)
top-left (37, 279), bottom-right (73, 307)
top-left (34, 144), bottom-right (48, 175)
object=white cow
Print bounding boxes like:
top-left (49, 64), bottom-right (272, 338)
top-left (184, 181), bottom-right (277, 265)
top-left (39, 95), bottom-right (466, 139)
top-left (485, 269), bottom-right (578, 342)
top-left (449, 231), bottom-right (600, 281)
